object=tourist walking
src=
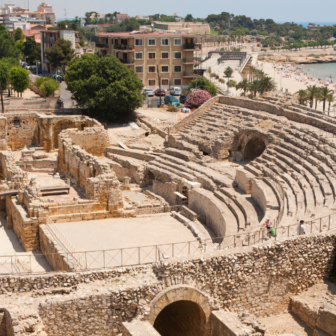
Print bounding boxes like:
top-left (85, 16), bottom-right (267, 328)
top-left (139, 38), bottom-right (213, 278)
top-left (297, 220), bottom-right (307, 235)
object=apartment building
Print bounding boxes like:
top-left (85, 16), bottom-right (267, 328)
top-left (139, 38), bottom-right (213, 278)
top-left (115, 14), bottom-right (131, 24)
top-left (95, 32), bottom-right (201, 89)
top-left (40, 29), bottom-right (76, 73)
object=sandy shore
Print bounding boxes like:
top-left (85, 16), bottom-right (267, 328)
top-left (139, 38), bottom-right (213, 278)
top-left (260, 61), bottom-right (336, 113)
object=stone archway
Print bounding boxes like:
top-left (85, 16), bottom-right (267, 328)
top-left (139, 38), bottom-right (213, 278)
top-left (53, 120), bottom-right (78, 149)
top-left (148, 285), bottom-right (211, 336)
top-left (243, 137), bottom-right (266, 160)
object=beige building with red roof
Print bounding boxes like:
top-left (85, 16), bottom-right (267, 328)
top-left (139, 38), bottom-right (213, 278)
top-left (95, 32), bottom-right (202, 89)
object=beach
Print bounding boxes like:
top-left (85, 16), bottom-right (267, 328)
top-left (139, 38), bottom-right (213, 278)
top-left (260, 61), bottom-right (336, 112)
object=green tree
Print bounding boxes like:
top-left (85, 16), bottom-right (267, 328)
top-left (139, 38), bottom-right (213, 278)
top-left (306, 85), bottom-right (319, 108)
top-left (188, 76), bottom-right (217, 97)
top-left (120, 18), bottom-right (140, 32)
top-left (224, 66), bottom-right (233, 78)
top-left (0, 62), bottom-right (10, 112)
top-left (65, 54), bottom-right (143, 119)
top-left (184, 14), bottom-right (194, 22)
top-left (24, 37), bottom-right (41, 64)
top-left (0, 25), bottom-right (21, 59)
top-left (235, 78), bottom-right (249, 96)
top-left (248, 80), bottom-right (260, 97)
top-left (326, 94), bottom-right (334, 115)
top-left (40, 79), bottom-right (60, 97)
top-left (14, 27), bottom-right (24, 41)
top-left (45, 38), bottom-right (75, 73)
top-left (296, 89), bottom-right (308, 105)
top-left (9, 67), bottom-right (30, 96)
top-left (319, 87), bottom-right (333, 112)
top-left (259, 76), bottom-right (275, 94)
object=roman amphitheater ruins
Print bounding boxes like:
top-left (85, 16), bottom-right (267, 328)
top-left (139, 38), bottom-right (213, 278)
top-left (0, 92), bottom-right (336, 336)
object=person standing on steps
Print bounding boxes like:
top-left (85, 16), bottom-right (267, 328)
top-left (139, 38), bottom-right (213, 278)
top-left (298, 220), bottom-right (307, 236)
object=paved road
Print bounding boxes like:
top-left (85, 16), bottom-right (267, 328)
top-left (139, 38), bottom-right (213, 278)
top-left (29, 72), bottom-right (75, 108)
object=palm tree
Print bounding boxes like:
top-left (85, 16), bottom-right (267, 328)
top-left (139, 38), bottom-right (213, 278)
top-left (236, 78), bottom-right (249, 96)
top-left (296, 89), bottom-right (308, 105)
top-left (326, 94), bottom-right (335, 115)
top-left (319, 87), bottom-right (334, 112)
top-left (259, 76), bottom-right (275, 94)
top-left (248, 80), bottom-right (260, 97)
top-left (246, 66), bottom-right (256, 82)
top-left (315, 89), bottom-right (323, 110)
top-left (306, 85), bottom-right (319, 108)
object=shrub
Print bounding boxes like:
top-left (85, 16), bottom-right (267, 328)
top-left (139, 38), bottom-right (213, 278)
top-left (185, 89), bottom-right (211, 109)
top-left (188, 76), bottom-right (217, 97)
top-left (39, 78), bottom-right (60, 97)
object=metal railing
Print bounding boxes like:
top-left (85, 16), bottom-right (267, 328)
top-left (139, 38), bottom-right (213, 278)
top-left (119, 59), bottom-right (134, 64)
top-left (183, 58), bottom-right (197, 63)
top-left (183, 43), bottom-right (201, 50)
top-left (1, 211), bottom-right (335, 275)
top-left (182, 71), bottom-right (197, 77)
top-left (114, 45), bottom-right (134, 50)
top-left (96, 43), bottom-right (109, 48)
top-left (46, 216), bottom-right (85, 268)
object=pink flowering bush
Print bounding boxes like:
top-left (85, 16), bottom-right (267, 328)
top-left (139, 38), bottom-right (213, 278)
top-left (184, 89), bottom-right (211, 109)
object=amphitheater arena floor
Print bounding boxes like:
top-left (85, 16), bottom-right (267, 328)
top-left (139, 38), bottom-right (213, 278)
top-left (55, 213), bottom-right (196, 252)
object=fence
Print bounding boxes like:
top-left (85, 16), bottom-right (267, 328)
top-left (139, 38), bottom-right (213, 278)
top-left (1, 212), bottom-right (336, 275)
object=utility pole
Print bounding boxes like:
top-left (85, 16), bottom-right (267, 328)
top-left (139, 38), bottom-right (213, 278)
top-left (157, 65), bottom-right (162, 106)
top-left (63, 8), bottom-right (67, 20)
top-left (0, 81), bottom-right (4, 113)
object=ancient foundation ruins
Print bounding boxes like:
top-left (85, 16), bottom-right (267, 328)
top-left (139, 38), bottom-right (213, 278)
top-left (0, 92), bottom-right (335, 336)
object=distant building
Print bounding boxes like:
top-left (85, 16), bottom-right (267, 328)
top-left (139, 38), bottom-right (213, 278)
top-left (115, 14), bottom-right (131, 24)
top-left (153, 21), bottom-right (210, 35)
top-left (308, 24), bottom-right (325, 30)
top-left (136, 15), bottom-right (149, 21)
top-left (0, 3), bottom-right (56, 30)
top-left (40, 29), bottom-right (76, 73)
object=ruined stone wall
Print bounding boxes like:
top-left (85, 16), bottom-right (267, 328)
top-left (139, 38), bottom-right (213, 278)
top-left (235, 168), bottom-right (251, 194)
top-left (0, 152), bottom-right (28, 189)
top-left (251, 179), bottom-right (268, 214)
top-left (6, 113), bottom-right (38, 150)
top-left (63, 126), bottom-right (109, 156)
top-left (0, 117), bottom-right (7, 151)
top-left (188, 188), bottom-right (226, 237)
top-left (153, 180), bottom-right (177, 205)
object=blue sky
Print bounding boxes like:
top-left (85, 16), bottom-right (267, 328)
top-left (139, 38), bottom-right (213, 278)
top-left (25, 0), bottom-right (336, 23)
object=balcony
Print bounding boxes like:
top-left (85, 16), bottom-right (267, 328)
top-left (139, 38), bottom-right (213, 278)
top-left (183, 43), bottom-right (201, 50)
top-left (119, 59), bottom-right (134, 65)
top-left (43, 37), bottom-right (55, 43)
top-left (96, 43), bottom-right (108, 49)
top-left (183, 71), bottom-right (198, 78)
top-left (183, 57), bottom-right (198, 64)
top-left (114, 45), bottom-right (134, 51)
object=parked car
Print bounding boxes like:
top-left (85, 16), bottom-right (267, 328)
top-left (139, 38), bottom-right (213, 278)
top-left (164, 95), bottom-right (180, 106)
top-left (170, 87), bottom-right (181, 96)
top-left (155, 89), bottom-right (166, 96)
top-left (157, 98), bottom-right (165, 107)
top-left (143, 89), bottom-right (154, 97)
top-left (25, 64), bottom-right (31, 70)
top-left (179, 95), bottom-right (188, 104)
top-left (53, 74), bottom-right (64, 82)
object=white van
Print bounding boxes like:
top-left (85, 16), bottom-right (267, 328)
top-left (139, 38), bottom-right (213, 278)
top-left (170, 87), bottom-right (181, 96)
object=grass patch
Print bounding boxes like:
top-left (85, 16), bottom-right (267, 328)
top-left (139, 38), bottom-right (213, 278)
top-left (210, 28), bottom-right (218, 35)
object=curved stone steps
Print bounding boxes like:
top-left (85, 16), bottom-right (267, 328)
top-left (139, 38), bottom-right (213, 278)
top-left (271, 145), bottom-right (333, 207)
top-left (256, 156), bottom-right (307, 220)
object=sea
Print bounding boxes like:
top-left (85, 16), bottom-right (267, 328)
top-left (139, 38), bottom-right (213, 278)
top-left (277, 22), bottom-right (336, 28)
top-left (299, 63), bottom-right (336, 81)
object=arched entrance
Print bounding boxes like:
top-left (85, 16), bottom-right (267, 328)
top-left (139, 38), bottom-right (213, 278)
top-left (53, 120), bottom-right (78, 149)
top-left (243, 137), bottom-right (266, 160)
top-left (148, 285), bottom-right (211, 336)
top-left (154, 300), bottom-right (206, 336)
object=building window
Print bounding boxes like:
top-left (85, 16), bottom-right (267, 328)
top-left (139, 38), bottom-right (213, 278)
top-left (111, 39), bottom-right (113, 45)
top-left (148, 66), bottom-right (156, 73)
top-left (135, 39), bottom-right (143, 46)
top-left (135, 66), bottom-right (143, 73)
top-left (174, 52), bottom-right (182, 59)
top-left (174, 38), bottom-right (182, 46)
top-left (148, 39), bottom-right (156, 46)
top-left (148, 52), bottom-right (156, 60)
top-left (161, 52), bottom-right (169, 59)
top-left (13, 119), bottom-right (20, 127)
top-left (162, 79), bottom-right (169, 86)
top-left (116, 52), bottom-right (119, 58)
top-left (161, 66), bottom-right (169, 73)
top-left (135, 52), bottom-right (143, 60)
top-left (174, 65), bottom-right (182, 73)
top-left (148, 79), bottom-right (156, 86)
top-left (161, 38), bottom-right (169, 46)
top-left (174, 78), bottom-right (182, 85)
top-left (114, 39), bottom-right (118, 45)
